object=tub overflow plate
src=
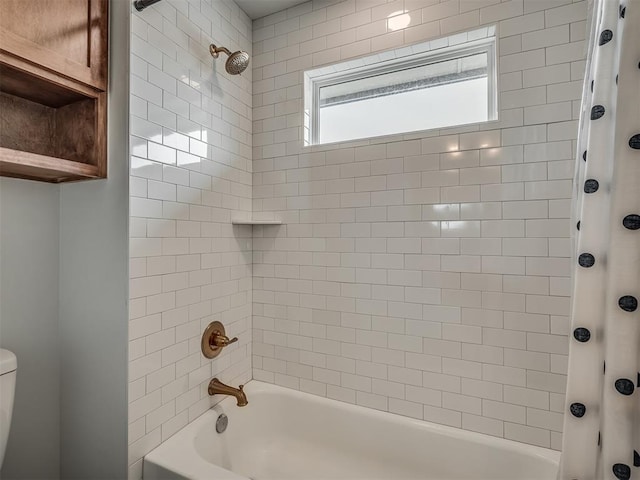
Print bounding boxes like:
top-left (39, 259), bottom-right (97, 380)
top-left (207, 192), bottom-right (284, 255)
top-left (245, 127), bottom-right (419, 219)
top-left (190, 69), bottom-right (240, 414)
top-left (216, 414), bottom-right (228, 433)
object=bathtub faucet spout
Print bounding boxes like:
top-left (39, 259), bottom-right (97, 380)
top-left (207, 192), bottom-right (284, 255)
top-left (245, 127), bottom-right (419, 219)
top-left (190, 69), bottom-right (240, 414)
top-left (208, 378), bottom-right (248, 406)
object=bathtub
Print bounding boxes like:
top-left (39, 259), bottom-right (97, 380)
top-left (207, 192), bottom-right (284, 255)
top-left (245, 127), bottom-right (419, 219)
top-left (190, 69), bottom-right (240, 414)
top-left (144, 381), bottom-right (560, 480)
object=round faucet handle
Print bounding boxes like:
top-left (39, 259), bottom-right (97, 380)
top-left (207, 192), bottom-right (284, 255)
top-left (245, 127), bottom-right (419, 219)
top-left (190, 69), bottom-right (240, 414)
top-left (213, 334), bottom-right (238, 347)
top-left (201, 321), bottom-right (239, 358)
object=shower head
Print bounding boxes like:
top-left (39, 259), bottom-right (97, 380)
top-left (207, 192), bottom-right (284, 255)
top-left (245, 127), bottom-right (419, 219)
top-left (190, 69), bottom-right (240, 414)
top-left (209, 44), bottom-right (250, 75)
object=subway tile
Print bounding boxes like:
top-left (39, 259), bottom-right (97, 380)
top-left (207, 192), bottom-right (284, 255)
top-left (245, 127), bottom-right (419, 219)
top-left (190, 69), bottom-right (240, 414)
top-left (440, 10), bottom-right (479, 35)
top-left (421, 135), bottom-right (459, 155)
top-left (442, 289), bottom-right (481, 308)
top-left (423, 405), bottom-right (461, 428)
top-left (526, 407), bottom-right (564, 432)
top-left (459, 131), bottom-right (501, 151)
top-left (442, 186), bottom-right (481, 203)
top-left (483, 399), bottom-right (526, 423)
top-left (481, 256), bottom-right (525, 275)
top-left (443, 392), bottom-right (481, 415)
top-left (405, 20), bottom-right (441, 45)
top-left (505, 348), bottom-right (550, 371)
top-left (526, 295), bottom-right (570, 315)
top-left (441, 150), bottom-right (479, 169)
top-left (421, 305), bottom-right (461, 323)
top-left (423, 338), bottom-right (461, 359)
top-left (547, 120), bottom-right (579, 142)
top-left (502, 275), bottom-right (549, 295)
top-left (502, 201), bottom-right (548, 220)
top-left (505, 423), bottom-right (550, 448)
top-left (523, 64), bottom-right (571, 88)
top-left (479, 146), bottom-right (523, 166)
top-left (129, 1), bottom-right (579, 464)
top-left (481, 183), bottom-right (523, 202)
top-left (389, 398), bottom-right (424, 419)
top-left (500, 49), bottom-right (545, 74)
top-left (525, 219), bottom-right (570, 237)
top-left (461, 272), bottom-right (502, 290)
top-left (462, 378), bottom-right (503, 401)
top-left (483, 364), bottom-right (526, 387)
top-left (504, 312), bottom-right (550, 333)
top-left (525, 257), bottom-right (570, 277)
top-left (524, 102), bottom-right (572, 126)
top-left (460, 202), bottom-right (502, 220)
top-left (403, 351), bottom-right (441, 374)
top-left (547, 81), bottom-right (582, 102)
top-left (522, 25), bottom-right (569, 51)
top-left (462, 343), bottom-right (503, 365)
top-left (546, 41), bottom-right (585, 65)
top-left (526, 371), bottom-right (567, 394)
top-left (461, 308), bottom-right (503, 329)
top-left (500, 71), bottom-right (523, 90)
top-left (499, 12), bottom-right (544, 37)
top-left (442, 358), bottom-right (482, 380)
top-left (527, 333), bottom-right (569, 354)
top-left (442, 324), bottom-right (482, 344)
top-left (459, 167), bottom-right (501, 186)
top-left (504, 385), bottom-right (548, 409)
top-left (501, 87), bottom-right (547, 110)
top-left (544, 2), bottom-right (587, 28)
top-left (462, 413), bottom-right (503, 437)
top-left (501, 125), bottom-right (547, 146)
top-left (483, 328), bottom-right (526, 349)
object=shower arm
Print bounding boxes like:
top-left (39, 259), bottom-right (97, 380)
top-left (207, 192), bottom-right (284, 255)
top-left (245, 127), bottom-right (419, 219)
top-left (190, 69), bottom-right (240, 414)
top-left (209, 45), bottom-right (233, 58)
top-left (134, 0), bottom-right (162, 12)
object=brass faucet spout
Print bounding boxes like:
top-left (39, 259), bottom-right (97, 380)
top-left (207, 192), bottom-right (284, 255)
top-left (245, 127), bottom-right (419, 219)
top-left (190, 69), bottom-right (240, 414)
top-left (208, 378), bottom-right (248, 406)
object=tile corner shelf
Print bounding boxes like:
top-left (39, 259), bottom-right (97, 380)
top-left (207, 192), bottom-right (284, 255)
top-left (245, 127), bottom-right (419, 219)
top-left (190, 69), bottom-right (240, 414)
top-left (231, 219), bottom-right (283, 225)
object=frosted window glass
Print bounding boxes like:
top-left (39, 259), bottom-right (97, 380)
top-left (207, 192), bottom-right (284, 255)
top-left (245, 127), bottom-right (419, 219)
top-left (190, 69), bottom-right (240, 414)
top-left (304, 29), bottom-right (497, 145)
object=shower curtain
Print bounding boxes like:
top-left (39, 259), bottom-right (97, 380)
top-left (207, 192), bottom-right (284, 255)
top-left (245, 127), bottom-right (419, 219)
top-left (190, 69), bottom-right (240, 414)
top-left (559, 0), bottom-right (640, 479)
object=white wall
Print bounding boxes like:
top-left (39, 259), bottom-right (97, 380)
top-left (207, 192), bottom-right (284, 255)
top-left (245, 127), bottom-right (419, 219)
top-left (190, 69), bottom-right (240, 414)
top-left (127, 0), bottom-right (253, 476)
top-left (0, 179), bottom-right (60, 479)
top-left (251, 0), bottom-right (586, 450)
top-left (0, 6), bottom-right (130, 479)
top-left (58, 0), bottom-right (130, 477)
top-left (1, 3), bottom-right (129, 478)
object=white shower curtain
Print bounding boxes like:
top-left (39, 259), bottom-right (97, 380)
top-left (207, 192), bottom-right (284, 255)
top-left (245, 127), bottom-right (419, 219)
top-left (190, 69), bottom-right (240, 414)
top-left (559, 0), bottom-right (640, 479)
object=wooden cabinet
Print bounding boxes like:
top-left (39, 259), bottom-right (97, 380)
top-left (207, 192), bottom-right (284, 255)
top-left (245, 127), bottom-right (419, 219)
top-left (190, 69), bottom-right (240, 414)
top-left (0, 0), bottom-right (108, 182)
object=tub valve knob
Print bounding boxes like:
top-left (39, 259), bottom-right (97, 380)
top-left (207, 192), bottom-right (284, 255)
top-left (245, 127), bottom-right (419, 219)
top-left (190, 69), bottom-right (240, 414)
top-left (213, 333), bottom-right (238, 348)
top-left (201, 321), bottom-right (238, 358)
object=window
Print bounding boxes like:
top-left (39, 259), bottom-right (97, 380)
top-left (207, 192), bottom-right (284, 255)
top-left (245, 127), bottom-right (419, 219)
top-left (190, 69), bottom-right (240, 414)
top-left (304, 27), bottom-right (497, 146)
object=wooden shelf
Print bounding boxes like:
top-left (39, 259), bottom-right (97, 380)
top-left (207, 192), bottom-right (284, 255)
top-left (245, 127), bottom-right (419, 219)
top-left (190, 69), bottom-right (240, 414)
top-left (0, 148), bottom-right (100, 183)
top-left (0, 62), bottom-right (91, 107)
top-left (231, 219), bottom-right (283, 225)
top-left (0, 0), bottom-right (108, 183)
top-left (0, 66), bottom-right (107, 183)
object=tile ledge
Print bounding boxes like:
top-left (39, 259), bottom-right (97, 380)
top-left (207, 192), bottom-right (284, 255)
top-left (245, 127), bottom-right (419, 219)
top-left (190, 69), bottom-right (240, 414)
top-left (231, 219), bottom-right (283, 225)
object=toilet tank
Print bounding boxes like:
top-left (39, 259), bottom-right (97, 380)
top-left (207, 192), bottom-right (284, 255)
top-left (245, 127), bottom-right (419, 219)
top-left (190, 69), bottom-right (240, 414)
top-left (0, 349), bottom-right (17, 468)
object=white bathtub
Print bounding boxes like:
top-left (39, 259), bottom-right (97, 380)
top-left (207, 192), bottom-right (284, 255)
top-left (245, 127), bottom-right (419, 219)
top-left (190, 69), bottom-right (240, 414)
top-left (144, 381), bottom-right (559, 480)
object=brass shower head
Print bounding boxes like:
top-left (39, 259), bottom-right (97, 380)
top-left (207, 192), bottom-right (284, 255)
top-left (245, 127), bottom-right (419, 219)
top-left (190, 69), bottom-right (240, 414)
top-left (209, 44), bottom-right (250, 75)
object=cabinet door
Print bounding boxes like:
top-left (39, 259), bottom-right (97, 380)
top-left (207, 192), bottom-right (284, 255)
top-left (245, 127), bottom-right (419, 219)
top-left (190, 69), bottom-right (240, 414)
top-left (0, 0), bottom-right (108, 91)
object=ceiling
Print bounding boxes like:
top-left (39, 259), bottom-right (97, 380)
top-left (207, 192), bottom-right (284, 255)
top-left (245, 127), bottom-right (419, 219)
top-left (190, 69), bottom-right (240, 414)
top-left (235, 0), bottom-right (306, 19)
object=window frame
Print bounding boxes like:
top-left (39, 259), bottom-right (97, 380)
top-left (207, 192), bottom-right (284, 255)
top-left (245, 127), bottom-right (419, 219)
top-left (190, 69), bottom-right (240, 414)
top-left (304, 34), bottom-right (498, 146)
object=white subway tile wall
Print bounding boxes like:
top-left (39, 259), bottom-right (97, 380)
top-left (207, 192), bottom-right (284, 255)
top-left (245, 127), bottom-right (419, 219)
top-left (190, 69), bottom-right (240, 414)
top-left (252, 0), bottom-right (585, 452)
top-left (128, 0), bottom-right (252, 477)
